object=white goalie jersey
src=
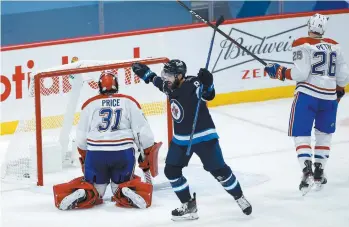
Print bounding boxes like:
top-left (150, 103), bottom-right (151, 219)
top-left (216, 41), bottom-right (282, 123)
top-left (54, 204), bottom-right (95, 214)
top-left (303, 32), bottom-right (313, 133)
top-left (76, 94), bottom-right (155, 152)
top-left (288, 37), bottom-right (349, 100)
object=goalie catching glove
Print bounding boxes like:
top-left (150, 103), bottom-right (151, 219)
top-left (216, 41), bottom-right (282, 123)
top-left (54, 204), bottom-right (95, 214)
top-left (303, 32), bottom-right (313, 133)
top-left (138, 142), bottom-right (162, 177)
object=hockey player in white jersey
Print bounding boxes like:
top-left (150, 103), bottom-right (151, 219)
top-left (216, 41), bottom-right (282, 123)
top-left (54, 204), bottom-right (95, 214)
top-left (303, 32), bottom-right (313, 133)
top-left (53, 69), bottom-right (162, 210)
top-left (264, 13), bottom-right (349, 195)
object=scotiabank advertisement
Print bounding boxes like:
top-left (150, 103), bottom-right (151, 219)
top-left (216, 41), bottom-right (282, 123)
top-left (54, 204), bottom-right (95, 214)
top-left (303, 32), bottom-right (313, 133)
top-left (1, 11), bottom-right (349, 124)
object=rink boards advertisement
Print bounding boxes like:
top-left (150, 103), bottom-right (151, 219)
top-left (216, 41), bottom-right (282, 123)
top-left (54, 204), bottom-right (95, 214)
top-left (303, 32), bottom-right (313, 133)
top-left (1, 9), bottom-right (349, 135)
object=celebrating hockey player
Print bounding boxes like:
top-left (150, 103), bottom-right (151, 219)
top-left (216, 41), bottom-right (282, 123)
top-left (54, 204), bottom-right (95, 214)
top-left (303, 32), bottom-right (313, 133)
top-left (132, 60), bottom-right (252, 221)
top-left (264, 14), bottom-right (349, 195)
top-left (53, 69), bottom-right (162, 210)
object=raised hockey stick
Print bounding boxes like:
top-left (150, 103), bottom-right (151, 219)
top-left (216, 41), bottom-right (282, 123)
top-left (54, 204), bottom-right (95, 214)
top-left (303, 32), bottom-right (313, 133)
top-left (137, 133), bottom-right (152, 184)
top-left (186, 15), bottom-right (225, 156)
top-left (176, 0), bottom-right (267, 66)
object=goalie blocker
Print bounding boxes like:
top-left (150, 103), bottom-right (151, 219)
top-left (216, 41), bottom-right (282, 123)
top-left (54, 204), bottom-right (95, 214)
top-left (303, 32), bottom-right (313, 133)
top-left (138, 142), bottom-right (162, 177)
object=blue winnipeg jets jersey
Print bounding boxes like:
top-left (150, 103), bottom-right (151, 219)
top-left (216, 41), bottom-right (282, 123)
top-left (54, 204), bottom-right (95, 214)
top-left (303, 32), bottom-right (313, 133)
top-left (152, 75), bottom-right (218, 146)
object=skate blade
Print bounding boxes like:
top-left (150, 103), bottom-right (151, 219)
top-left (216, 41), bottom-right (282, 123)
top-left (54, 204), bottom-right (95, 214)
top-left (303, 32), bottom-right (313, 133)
top-left (301, 182), bottom-right (314, 196)
top-left (59, 189), bottom-right (85, 210)
top-left (313, 182), bottom-right (324, 191)
top-left (122, 187), bottom-right (147, 209)
top-left (171, 213), bottom-right (199, 221)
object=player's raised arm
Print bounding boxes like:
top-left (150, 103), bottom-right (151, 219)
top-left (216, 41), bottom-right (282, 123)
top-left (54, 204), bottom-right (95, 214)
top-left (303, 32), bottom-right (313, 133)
top-left (264, 43), bottom-right (311, 82)
top-left (132, 60), bottom-right (187, 96)
top-left (132, 62), bottom-right (165, 92)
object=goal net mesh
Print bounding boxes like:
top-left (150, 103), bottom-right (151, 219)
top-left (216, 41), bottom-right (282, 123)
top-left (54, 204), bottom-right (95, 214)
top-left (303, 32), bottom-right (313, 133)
top-left (1, 57), bottom-right (171, 186)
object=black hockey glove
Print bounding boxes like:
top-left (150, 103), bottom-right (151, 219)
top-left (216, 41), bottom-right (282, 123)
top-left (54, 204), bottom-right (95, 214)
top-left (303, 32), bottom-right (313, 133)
top-left (336, 86), bottom-right (345, 103)
top-left (197, 68), bottom-right (213, 87)
top-left (132, 63), bottom-right (156, 84)
top-left (197, 68), bottom-right (214, 94)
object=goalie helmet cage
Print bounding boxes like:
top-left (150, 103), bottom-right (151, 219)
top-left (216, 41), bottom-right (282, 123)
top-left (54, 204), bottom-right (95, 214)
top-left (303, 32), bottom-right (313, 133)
top-left (3, 57), bottom-right (172, 186)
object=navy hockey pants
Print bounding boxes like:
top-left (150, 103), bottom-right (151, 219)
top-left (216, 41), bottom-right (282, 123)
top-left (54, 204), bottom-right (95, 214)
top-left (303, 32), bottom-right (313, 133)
top-left (84, 148), bottom-right (135, 184)
top-left (165, 139), bottom-right (225, 171)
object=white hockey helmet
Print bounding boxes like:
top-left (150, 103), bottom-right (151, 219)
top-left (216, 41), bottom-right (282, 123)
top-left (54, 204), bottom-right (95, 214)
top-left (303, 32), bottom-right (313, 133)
top-left (307, 13), bottom-right (329, 35)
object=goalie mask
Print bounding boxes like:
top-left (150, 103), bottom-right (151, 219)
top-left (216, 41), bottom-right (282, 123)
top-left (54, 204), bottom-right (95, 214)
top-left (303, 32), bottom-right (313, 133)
top-left (161, 59), bottom-right (187, 90)
top-left (98, 69), bottom-right (119, 95)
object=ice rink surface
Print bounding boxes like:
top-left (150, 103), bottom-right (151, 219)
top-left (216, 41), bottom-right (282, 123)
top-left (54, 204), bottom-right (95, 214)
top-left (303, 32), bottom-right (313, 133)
top-left (1, 96), bottom-right (348, 227)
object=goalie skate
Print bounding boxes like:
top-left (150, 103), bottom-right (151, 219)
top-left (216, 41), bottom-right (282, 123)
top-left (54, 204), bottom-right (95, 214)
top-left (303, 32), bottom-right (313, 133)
top-left (121, 187), bottom-right (147, 209)
top-left (313, 163), bottom-right (327, 191)
top-left (59, 189), bottom-right (86, 210)
top-left (299, 160), bottom-right (314, 196)
top-left (171, 193), bottom-right (199, 221)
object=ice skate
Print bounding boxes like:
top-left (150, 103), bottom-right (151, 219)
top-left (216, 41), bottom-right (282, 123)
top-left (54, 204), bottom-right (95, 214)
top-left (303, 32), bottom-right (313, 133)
top-left (171, 193), bottom-right (198, 221)
top-left (235, 195), bottom-right (252, 215)
top-left (121, 187), bottom-right (147, 209)
top-left (313, 163), bottom-right (327, 191)
top-left (299, 160), bottom-right (314, 196)
top-left (59, 189), bottom-right (86, 210)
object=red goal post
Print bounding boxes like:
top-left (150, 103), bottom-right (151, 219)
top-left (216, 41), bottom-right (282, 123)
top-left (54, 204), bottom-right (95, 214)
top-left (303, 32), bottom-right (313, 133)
top-left (2, 57), bottom-right (172, 186)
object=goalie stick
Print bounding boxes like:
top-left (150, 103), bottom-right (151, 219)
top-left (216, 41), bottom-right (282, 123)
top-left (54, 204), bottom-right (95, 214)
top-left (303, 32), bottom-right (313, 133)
top-left (185, 14), bottom-right (225, 156)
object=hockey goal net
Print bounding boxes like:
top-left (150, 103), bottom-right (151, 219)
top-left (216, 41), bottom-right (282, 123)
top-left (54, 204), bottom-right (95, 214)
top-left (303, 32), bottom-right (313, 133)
top-left (1, 57), bottom-right (172, 186)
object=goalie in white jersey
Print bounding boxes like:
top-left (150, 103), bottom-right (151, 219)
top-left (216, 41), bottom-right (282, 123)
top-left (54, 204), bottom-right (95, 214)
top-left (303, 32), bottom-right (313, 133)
top-left (53, 69), bottom-right (162, 210)
top-left (264, 13), bottom-right (349, 195)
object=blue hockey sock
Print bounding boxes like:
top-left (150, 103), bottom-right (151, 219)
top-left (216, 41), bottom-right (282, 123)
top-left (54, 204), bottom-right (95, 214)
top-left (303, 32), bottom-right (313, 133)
top-left (169, 176), bottom-right (191, 203)
top-left (211, 165), bottom-right (243, 199)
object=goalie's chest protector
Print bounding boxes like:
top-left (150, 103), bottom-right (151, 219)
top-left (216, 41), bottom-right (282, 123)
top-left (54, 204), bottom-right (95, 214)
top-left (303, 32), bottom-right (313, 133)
top-left (168, 77), bottom-right (218, 146)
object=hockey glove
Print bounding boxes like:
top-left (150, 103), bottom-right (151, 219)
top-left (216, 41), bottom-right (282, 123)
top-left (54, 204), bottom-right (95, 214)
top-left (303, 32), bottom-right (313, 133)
top-left (138, 142), bottom-right (162, 177)
top-left (264, 63), bottom-right (287, 81)
top-left (197, 68), bottom-right (213, 86)
top-left (197, 68), bottom-right (214, 93)
top-left (132, 63), bottom-right (156, 84)
top-left (336, 85), bottom-right (345, 103)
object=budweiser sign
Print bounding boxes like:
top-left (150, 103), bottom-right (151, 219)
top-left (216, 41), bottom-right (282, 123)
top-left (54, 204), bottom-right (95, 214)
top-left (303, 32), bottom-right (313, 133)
top-left (212, 24), bottom-right (307, 73)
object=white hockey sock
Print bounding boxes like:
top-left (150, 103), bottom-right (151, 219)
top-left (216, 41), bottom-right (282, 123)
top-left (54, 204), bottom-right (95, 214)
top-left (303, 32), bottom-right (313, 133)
top-left (111, 182), bottom-right (119, 194)
top-left (294, 136), bottom-right (312, 170)
top-left (314, 129), bottom-right (331, 169)
top-left (94, 183), bottom-right (108, 197)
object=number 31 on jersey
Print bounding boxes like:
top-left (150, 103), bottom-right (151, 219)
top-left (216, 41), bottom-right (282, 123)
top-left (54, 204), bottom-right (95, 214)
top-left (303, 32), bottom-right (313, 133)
top-left (98, 108), bottom-right (123, 132)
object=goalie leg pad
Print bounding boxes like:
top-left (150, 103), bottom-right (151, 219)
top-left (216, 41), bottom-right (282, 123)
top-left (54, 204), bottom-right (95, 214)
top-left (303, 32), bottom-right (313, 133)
top-left (139, 142), bottom-right (162, 177)
top-left (112, 175), bottom-right (153, 208)
top-left (53, 176), bottom-right (103, 210)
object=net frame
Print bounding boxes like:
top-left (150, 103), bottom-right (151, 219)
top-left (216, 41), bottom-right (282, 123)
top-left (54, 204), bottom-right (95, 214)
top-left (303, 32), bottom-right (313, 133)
top-left (30, 57), bottom-right (172, 186)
